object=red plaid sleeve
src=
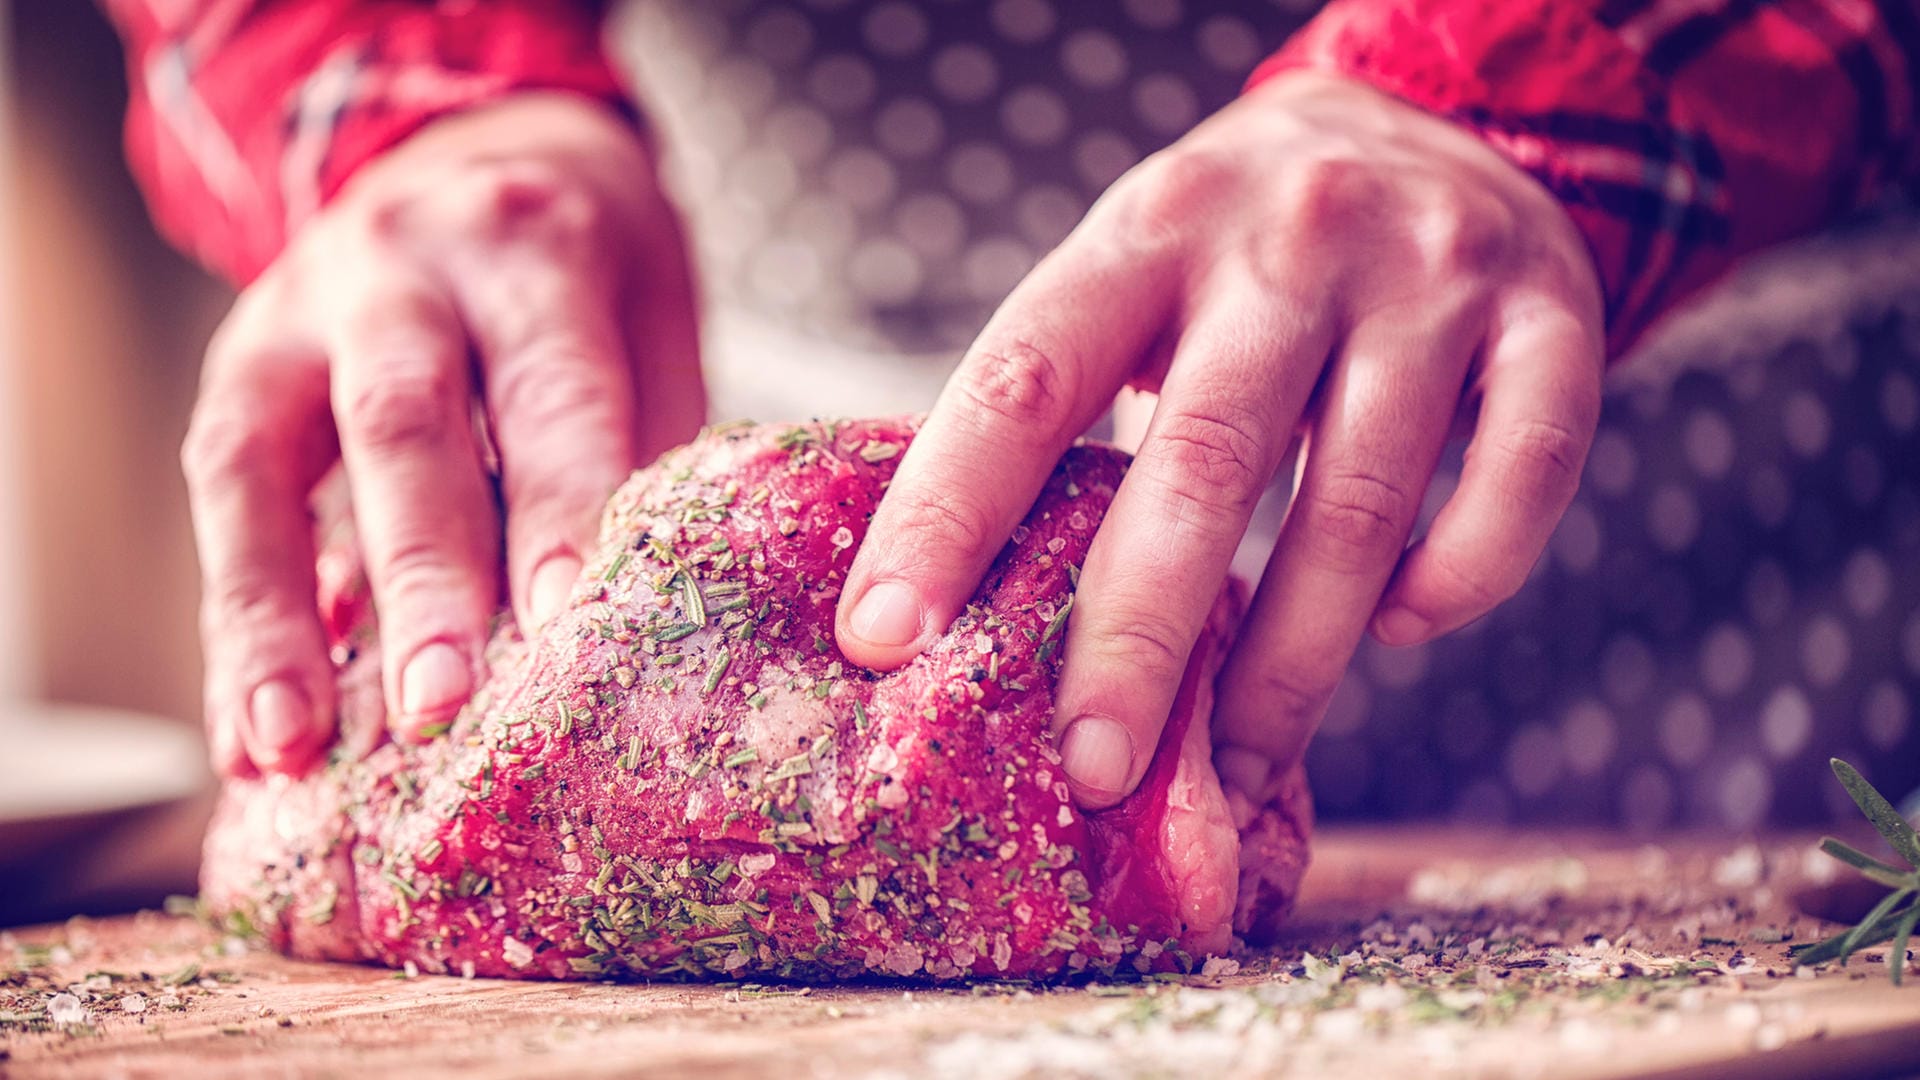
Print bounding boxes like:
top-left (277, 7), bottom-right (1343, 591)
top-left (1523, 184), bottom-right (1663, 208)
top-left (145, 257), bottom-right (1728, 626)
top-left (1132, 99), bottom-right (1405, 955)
top-left (101, 0), bottom-right (631, 285)
top-left (1251, 0), bottom-right (1920, 356)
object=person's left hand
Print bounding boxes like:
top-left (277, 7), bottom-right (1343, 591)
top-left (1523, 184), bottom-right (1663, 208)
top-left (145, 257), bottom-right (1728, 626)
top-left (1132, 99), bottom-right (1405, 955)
top-left (833, 72), bottom-right (1606, 809)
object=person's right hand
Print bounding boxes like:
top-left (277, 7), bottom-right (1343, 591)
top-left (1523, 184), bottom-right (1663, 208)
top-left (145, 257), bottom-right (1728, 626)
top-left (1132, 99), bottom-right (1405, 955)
top-left (182, 93), bottom-right (704, 778)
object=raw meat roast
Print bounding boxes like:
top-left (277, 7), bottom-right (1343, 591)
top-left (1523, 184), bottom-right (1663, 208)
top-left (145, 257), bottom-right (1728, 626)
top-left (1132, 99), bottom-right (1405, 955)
top-left (202, 418), bottom-right (1311, 981)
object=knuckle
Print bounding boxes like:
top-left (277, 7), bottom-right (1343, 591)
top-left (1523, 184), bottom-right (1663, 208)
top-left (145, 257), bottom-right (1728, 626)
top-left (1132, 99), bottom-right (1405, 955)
top-left (884, 487), bottom-right (1001, 567)
top-left (1246, 661), bottom-right (1339, 721)
top-left (367, 536), bottom-right (471, 612)
top-left (339, 367), bottom-right (463, 454)
top-left (181, 407), bottom-right (274, 490)
top-left (1147, 404), bottom-right (1272, 513)
top-left (1411, 189), bottom-right (1515, 278)
top-left (201, 569), bottom-right (293, 637)
top-left (953, 336), bottom-right (1077, 432)
top-left (1119, 148), bottom-right (1239, 240)
top-left (1276, 155), bottom-right (1380, 230)
top-left (1095, 610), bottom-right (1190, 677)
top-left (359, 192), bottom-right (414, 244)
top-left (1484, 417), bottom-right (1590, 501)
top-left (493, 348), bottom-right (622, 433)
top-left (1299, 469), bottom-right (1413, 562)
top-left (458, 160), bottom-right (603, 249)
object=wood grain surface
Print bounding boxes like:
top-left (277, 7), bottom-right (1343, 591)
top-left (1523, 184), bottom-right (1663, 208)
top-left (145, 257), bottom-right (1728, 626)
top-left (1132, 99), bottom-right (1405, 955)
top-left (5, 827), bottom-right (1918, 1079)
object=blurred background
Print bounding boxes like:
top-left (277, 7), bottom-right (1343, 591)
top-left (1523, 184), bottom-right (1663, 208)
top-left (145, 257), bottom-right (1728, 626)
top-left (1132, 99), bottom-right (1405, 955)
top-left (2, 0), bottom-right (1917, 929)
top-left (1, 2), bottom-right (225, 925)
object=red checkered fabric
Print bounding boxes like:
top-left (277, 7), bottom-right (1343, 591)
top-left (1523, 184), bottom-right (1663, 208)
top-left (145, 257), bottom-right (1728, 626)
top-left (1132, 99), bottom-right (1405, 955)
top-left (106, 1), bottom-right (1920, 352)
top-left (100, 0), bottom-right (632, 284)
top-left (1253, 0), bottom-right (1920, 355)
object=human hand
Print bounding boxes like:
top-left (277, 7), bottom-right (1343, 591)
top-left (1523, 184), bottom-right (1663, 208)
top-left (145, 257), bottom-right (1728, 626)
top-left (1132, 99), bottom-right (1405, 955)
top-left (834, 72), bottom-right (1604, 807)
top-left (183, 93), bottom-right (704, 777)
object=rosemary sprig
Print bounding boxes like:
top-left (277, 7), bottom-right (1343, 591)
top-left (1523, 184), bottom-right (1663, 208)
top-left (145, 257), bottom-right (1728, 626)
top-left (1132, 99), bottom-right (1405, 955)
top-left (1790, 758), bottom-right (1920, 984)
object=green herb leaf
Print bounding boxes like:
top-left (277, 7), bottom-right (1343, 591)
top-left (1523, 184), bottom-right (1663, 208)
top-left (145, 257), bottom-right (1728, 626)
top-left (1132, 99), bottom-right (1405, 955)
top-left (1793, 906), bottom-right (1907, 965)
top-left (1798, 759), bottom-right (1920, 982)
top-left (1819, 837), bottom-right (1915, 889)
top-left (1830, 758), bottom-right (1920, 868)
top-left (1893, 906), bottom-right (1918, 987)
top-left (680, 573), bottom-right (708, 627)
top-left (1841, 888), bottom-right (1913, 965)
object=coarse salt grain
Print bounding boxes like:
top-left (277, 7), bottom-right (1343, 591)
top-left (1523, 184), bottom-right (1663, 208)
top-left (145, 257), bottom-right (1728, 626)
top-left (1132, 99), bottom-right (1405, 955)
top-left (48, 992), bottom-right (87, 1026)
top-left (502, 937), bottom-right (535, 969)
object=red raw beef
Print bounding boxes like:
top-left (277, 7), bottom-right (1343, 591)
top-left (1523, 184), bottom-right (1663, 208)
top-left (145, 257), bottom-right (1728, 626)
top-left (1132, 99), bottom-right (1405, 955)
top-left (201, 418), bottom-right (1311, 980)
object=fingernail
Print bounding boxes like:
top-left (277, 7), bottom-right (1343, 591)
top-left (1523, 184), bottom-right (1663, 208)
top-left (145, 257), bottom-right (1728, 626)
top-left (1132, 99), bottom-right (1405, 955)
top-left (1060, 716), bottom-right (1135, 797)
top-left (400, 642), bottom-right (473, 725)
top-left (1373, 607), bottom-right (1430, 645)
top-left (529, 553), bottom-right (582, 629)
top-left (848, 580), bottom-right (925, 649)
top-left (248, 679), bottom-right (310, 757)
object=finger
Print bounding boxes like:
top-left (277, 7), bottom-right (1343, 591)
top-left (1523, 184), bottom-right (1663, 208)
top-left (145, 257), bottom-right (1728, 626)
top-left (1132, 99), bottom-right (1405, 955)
top-left (328, 279), bottom-right (498, 742)
top-left (1054, 287), bottom-right (1332, 806)
top-left (1371, 296), bottom-right (1602, 644)
top-left (182, 311), bottom-right (337, 776)
top-left (448, 199), bottom-right (638, 634)
top-left (622, 189), bottom-right (707, 464)
top-left (1213, 308), bottom-right (1479, 775)
top-left (835, 240), bottom-right (1177, 668)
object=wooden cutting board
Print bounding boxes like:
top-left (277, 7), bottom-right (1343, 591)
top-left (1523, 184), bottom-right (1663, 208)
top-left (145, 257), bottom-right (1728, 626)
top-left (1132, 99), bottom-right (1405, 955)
top-left (5, 827), bottom-right (1918, 1079)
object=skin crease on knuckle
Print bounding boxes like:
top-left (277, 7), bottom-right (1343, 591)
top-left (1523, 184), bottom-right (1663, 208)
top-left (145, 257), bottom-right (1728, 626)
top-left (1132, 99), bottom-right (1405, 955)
top-left (488, 346), bottom-right (628, 449)
top-left (949, 335), bottom-right (1078, 434)
top-left (339, 363), bottom-right (466, 460)
top-left (1481, 415), bottom-right (1591, 506)
top-left (1145, 403), bottom-right (1274, 519)
top-left (1242, 661), bottom-right (1340, 740)
top-left (1090, 615), bottom-right (1191, 685)
top-left (1297, 468), bottom-right (1417, 570)
top-left (180, 405), bottom-right (277, 497)
top-left (878, 484), bottom-right (1004, 581)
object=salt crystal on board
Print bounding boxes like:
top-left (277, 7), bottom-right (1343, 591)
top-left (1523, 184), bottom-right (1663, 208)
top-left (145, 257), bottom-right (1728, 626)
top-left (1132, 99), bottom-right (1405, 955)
top-left (48, 992), bottom-right (86, 1026)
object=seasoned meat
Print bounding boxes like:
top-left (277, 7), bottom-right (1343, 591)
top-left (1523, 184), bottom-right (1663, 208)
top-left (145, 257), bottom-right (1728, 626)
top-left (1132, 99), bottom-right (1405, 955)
top-left (201, 418), bottom-right (1311, 980)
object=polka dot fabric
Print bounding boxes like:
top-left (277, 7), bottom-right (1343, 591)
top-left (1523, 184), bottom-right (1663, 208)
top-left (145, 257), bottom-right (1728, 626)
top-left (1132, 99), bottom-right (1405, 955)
top-left (610, 0), bottom-right (1920, 828)
top-left (1313, 318), bottom-right (1920, 831)
top-left (615, 0), bottom-right (1303, 352)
